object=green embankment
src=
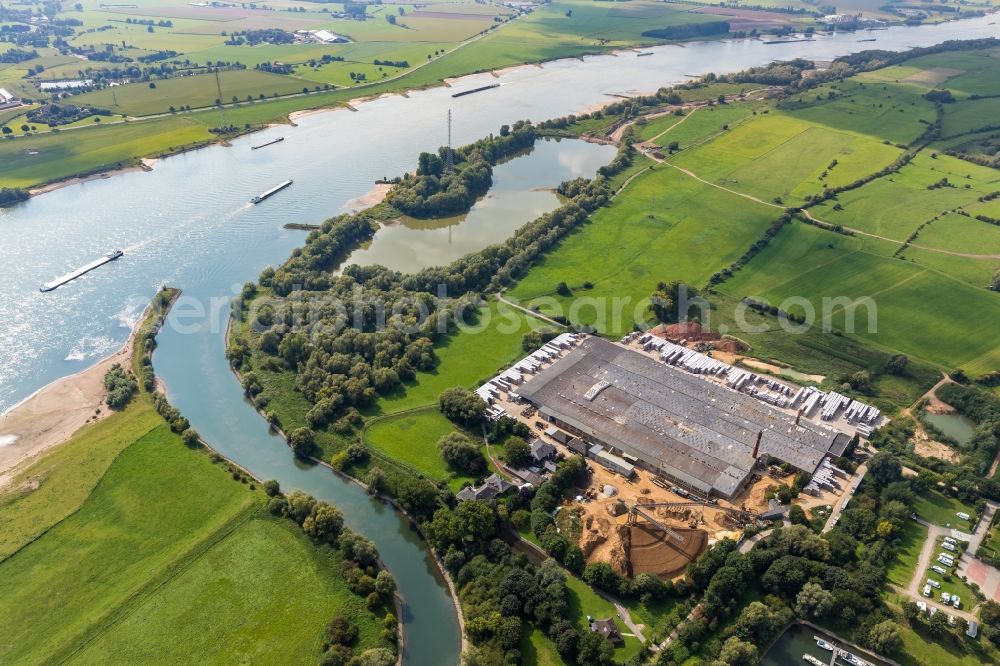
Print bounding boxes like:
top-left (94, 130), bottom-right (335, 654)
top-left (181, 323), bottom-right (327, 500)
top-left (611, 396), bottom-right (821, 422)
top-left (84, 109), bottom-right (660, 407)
top-left (0, 400), bottom-right (161, 559)
top-left (0, 116), bottom-right (212, 188)
top-left (0, 332), bottom-right (386, 666)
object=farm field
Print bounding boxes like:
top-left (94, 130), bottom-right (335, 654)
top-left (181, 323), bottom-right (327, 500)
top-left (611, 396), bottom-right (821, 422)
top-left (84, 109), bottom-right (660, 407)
top-left (0, 387), bottom-right (385, 664)
top-left (669, 112), bottom-right (903, 206)
top-left (72, 69), bottom-right (318, 116)
top-left (913, 212), bottom-right (1000, 256)
top-left (636, 102), bottom-right (763, 148)
top-left (809, 153), bottom-right (1000, 241)
top-left (902, 49), bottom-right (1000, 97)
top-left (0, 115), bottom-right (212, 188)
top-left (781, 78), bottom-right (937, 144)
top-left (0, 400), bottom-right (161, 559)
top-left (506, 164), bottom-right (780, 335)
top-left (941, 97), bottom-right (1000, 138)
top-left (715, 221), bottom-right (1000, 373)
top-left (68, 516), bottom-right (378, 665)
top-left (900, 246), bottom-right (998, 289)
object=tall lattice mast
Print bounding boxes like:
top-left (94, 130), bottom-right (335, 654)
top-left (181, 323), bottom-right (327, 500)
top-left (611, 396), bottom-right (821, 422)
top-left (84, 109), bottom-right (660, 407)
top-left (445, 109), bottom-right (454, 173)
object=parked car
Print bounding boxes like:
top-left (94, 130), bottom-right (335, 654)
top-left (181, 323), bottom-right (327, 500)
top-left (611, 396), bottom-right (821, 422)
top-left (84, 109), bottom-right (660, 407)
top-left (957, 511), bottom-right (971, 521)
top-left (953, 596), bottom-right (961, 608)
top-left (942, 592), bottom-right (952, 604)
top-left (927, 579), bottom-right (941, 589)
top-left (932, 565), bottom-right (948, 575)
top-left (923, 584), bottom-right (932, 597)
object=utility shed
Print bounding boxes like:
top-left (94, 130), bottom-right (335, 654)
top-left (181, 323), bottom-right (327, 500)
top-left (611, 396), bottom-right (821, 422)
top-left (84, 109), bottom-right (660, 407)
top-left (589, 446), bottom-right (635, 479)
top-left (544, 426), bottom-right (572, 444)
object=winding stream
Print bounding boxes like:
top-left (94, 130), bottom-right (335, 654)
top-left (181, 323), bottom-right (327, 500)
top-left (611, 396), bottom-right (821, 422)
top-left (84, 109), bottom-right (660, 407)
top-left (2, 15), bottom-right (998, 665)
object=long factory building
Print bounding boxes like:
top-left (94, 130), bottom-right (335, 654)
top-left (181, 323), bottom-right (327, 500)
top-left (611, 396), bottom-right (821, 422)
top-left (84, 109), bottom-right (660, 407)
top-left (515, 336), bottom-right (850, 500)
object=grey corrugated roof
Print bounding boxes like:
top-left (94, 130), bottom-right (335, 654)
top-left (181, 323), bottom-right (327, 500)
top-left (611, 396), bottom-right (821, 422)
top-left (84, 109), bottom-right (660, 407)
top-left (520, 337), bottom-right (838, 497)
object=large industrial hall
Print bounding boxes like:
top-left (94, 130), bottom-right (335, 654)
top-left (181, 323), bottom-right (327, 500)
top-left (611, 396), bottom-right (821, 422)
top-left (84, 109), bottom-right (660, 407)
top-left (515, 336), bottom-right (850, 500)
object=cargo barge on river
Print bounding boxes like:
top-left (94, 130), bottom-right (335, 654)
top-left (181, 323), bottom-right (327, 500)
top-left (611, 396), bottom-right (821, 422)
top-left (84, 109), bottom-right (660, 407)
top-left (250, 179), bottom-right (293, 204)
top-left (40, 249), bottom-right (123, 292)
top-left (451, 83), bottom-right (500, 98)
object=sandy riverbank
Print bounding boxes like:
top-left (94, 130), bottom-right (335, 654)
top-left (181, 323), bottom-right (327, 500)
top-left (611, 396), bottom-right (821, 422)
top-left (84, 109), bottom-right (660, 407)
top-left (342, 183), bottom-right (392, 212)
top-left (27, 159), bottom-right (157, 197)
top-left (0, 321), bottom-right (140, 489)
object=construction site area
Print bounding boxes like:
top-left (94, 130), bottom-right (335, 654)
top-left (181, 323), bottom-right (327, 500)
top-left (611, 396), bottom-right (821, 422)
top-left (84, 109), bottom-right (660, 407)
top-left (566, 456), bottom-right (822, 578)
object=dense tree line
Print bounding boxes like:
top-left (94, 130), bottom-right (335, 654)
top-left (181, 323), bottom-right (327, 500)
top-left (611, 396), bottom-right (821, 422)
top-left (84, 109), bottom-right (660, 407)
top-left (0, 47), bottom-right (38, 62)
top-left (28, 102), bottom-right (111, 126)
top-left (426, 490), bottom-right (627, 665)
top-left (0, 188), bottom-right (29, 206)
top-left (641, 21), bottom-right (730, 41)
top-left (661, 447), bottom-right (920, 664)
top-left (386, 121), bottom-right (536, 218)
top-left (103, 363), bottom-right (137, 409)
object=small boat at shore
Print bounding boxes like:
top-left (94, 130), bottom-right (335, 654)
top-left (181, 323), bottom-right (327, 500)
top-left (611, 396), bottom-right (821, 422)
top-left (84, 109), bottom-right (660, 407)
top-left (251, 137), bottom-right (284, 150)
top-left (857, 38), bottom-right (876, 42)
top-left (250, 179), bottom-right (293, 204)
top-left (842, 653), bottom-right (870, 666)
top-left (40, 249), bottom-right (123, 292)
top-left (637, 52), bottom-right (654, 57)
top-left (804, 655), bottom-right (825, 666)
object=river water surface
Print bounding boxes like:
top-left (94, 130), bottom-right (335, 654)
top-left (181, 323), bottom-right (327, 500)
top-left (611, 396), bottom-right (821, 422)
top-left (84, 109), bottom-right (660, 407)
top-left (2, 15), bottom-right (998, 665)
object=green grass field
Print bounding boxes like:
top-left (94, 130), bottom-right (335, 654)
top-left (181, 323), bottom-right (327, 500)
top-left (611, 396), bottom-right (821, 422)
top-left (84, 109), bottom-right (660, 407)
top-left (887, 519), bottom-right (929, 588)
top-left (0, 397), bottom-right (385, 664)
top-left (69, 516), bottom-right (379, 665)
top-left (911, 491), bottom-right (975, 529)
top-left (781, 78), bottom-right (938, 145)
top-left (717, 221), bottom-right (1000, 374)
top-left (0, 401), bottom-right (161, 559)
top-left (903, 50), bottom-right (1000, 98)
top-left (941, 97), bottom-right (1000, 138)
top-left (507, 164), bottom-right (779, 335)
top-left (363, 408), bottom-right (459, 481)
top-left (810, 153), bottom-right (1000, 241)
top-left (0, 116), bottom-right (212, 187)
top-left (636, 102), bottom-right (763, 147)
top-left (669, 112), bottom-right (903, 206)
top-left (72, 69), bottom-right (318, 117)
top-left (370, 301), bottom-right (550, 416)
top-left (899, 246), bottom-right (998, 290)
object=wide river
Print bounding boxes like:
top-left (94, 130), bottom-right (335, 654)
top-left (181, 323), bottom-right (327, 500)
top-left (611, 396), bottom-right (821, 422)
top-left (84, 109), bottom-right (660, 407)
top-left (1, 15), bottom-right (997, 664)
